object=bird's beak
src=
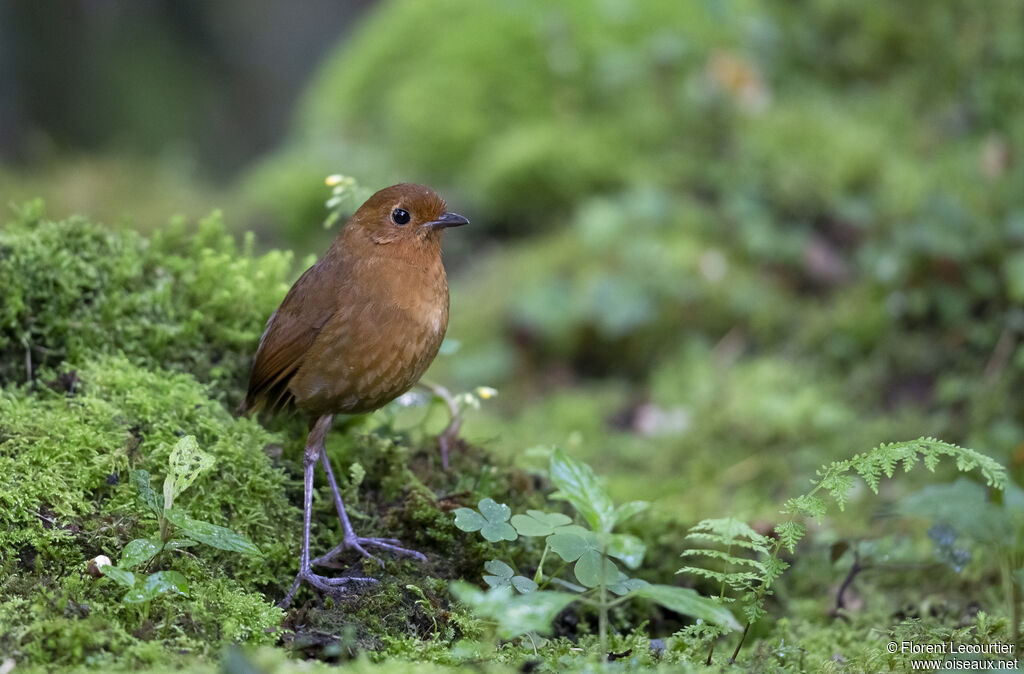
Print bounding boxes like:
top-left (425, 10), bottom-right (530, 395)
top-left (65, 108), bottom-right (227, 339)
top-left (425, 212), bottom-right (470, 230)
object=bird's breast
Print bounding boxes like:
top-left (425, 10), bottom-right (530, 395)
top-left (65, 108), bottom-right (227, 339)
top-left (288, 255), bottom-right (450, 416)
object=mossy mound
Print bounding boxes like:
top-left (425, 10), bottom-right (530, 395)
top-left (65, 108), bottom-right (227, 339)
top-left (0, 199), bottom-right (294, 396)
top-left (0, 205), bottom-right (567, 670)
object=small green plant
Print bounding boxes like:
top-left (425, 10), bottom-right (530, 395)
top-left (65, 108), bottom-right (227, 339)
top-left (322, 173), bottom-right (373, 229)
top-left (678, 438), bottom-right (1008, 664)
top-left (452, 448), bottom-right (739, 656)
top-left (98, 436), bottom-right (261, 608)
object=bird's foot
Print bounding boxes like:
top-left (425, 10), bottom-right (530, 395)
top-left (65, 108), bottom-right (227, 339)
top-left (279, 568), bottom-right (377, 609)
top-left (312, 535), bottom-right (427, 568)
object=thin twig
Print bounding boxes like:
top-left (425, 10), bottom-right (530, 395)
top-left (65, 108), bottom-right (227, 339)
top-left (834, 548), bottom-right (867, 616)
top-left (728, 622), bottom-right (750, 664)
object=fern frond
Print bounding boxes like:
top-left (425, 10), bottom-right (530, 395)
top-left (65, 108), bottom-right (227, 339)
top-left (680, 548), bottom-right (767, 572)
top-left (774, 520), bottom-right (805, 554)
top-left (685, 533), bottom-right (770, 554)
top-left (676, 436), bottom-right (1005, 661)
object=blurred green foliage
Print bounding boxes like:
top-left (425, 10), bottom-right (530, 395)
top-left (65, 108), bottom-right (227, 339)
top-left (248, 0), bottom-right (1024, 496)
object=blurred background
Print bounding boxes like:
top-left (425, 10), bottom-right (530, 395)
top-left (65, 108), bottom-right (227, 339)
top-left (2, 0), bottom-right (1023, 520)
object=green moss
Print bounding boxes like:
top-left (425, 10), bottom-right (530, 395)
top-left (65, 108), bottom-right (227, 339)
top-left (0, 201), bottom-right (294, 394)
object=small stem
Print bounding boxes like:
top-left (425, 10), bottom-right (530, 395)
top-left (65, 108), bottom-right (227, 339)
top-left (534, 545), bottom-right (550, 585)
top-left (599, 577), bottom-right (609, 657)
top-left (158, 513), bottom-right (170, 543)
top-left (538, 559), bottom-right (571, 590)
top-left (729, 622), bottom-right (750, 664)
top-left (1003, 554), bottom-right (1021, 652)
top-left (834, 547), bottom-right (868, 616)
top-left (705, 638), bottom-right (716, 666)
top-left (604, 594), bottom-right (632, 608)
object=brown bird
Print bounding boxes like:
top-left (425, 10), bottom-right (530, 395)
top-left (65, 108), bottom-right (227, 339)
top-left (241, 183), bottom-right (468, 607)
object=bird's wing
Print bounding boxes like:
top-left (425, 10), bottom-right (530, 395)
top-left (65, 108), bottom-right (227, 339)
top-left (241, 258), bottom-right (340, 414)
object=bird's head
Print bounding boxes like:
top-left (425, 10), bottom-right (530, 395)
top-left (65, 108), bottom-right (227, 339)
top-left (345, 183), bottom-right (468, 249)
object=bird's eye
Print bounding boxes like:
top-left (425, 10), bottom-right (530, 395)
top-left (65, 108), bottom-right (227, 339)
top-left (391, 208), bottom-right (410, 225)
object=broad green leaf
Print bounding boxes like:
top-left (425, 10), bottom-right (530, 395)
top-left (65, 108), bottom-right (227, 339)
top-left (548, 532), bottom-right (590, 562)
top-left (162, 435), bottom-right (215, 511)
top-left (605, 533), bottom-right (646, 569)
top-left (130, 470), bottom-right (161, 517)
top-left (123, 570), bottom-right (189, 603)
top-left (573, 550), bottom-right (619, 588)
top-left (100, 564), bottom-right (136, 588)
top-left (613, 500), bottom-right (649, 525)
top-left (511, 510), bottom-right (573, 537)
top-left (632, 584), bottom-right (741, 631)
top-left (165, 539), bottom-right (196, 550)
top-left (119, 538), bottom-right (162, 569)
top-left (450, 582), bottom-right (576, 639)
top-left (164, 508), bottom-right (261, 556)
top-left (550, 448), bottom-right (616, 533)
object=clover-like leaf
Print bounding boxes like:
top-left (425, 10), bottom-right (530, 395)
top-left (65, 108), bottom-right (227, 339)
top-left (453, 508), bottom-right (486, 532)
top-left (550, 448), bottom-right (616, 533)
top-left (574, 550), bottom-right (620, 588)
top-left (482, 559), bottom-right (538, 594)
top-left (548, 532), bottom-right (590, 562)
top-left (478, 498), bottom-right (511, 523)
top-left (119, 538), bottom-right (162, 569)
top-left (511, 576), bottom-right (539, 593)
top-left (482, 559), bottom-right (515, 588)
top-left (548, 530), bottom-right (621, 588)
top-left (511, 510), bottom-right (573, 537)
top-left (452, 498), bottom-right (517, 542)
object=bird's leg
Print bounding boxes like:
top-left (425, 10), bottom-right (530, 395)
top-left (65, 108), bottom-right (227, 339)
top-left (418, 379), bottom-right (462, 470)
top-left (279, 415), bottom-right (376, 609)
top-left (311, 448), bottom-right (426, 567)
